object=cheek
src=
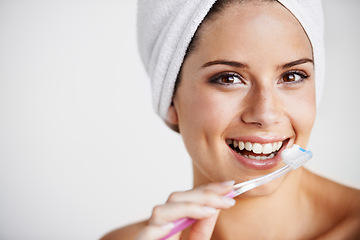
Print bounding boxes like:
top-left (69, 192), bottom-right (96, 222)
top-left (177, 88), bottom-right (229, 135)
top-left (174, 87), bottom-right (239, 181)
top-left (286, 86), bottom-right (316, 146)
top-left (174, 85), bottom-right (238, 159)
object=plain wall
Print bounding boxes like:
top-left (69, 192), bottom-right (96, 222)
top-left (0, 0), bottom-right (359, 239)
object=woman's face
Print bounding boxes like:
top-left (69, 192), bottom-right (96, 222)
top-left (168, 1), bottom-right (316, 194)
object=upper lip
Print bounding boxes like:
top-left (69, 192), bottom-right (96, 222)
top-left (226, 136), bottom-right (292, 156)
top-left (226, 135), bottom-right (289, 144)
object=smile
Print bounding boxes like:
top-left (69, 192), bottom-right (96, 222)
top-left (226, 139), bottom-right (284, 161)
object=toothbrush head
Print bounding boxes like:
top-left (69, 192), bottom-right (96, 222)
top-left (281, 144), bottom-right (312, 169)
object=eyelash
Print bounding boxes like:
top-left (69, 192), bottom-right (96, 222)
top-left (209, 70), bottom-right (310, 86)
top-left (279, 70), bottom-right (310, 85)
top-left (209, 72), bottom-right (244, 86)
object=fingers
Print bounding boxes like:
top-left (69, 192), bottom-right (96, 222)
top-left (135, 181), bottom-right (236, 240)
top-left (150, 202), bottom-right (220, 225)
top-left (166, 181), bottom-right (235, 206)
top-left (150, 181), bottom-right (235, 225)
top-left (189, 212), bottom-right (219, 240)
top-left (175, 180), bottom-right (235, 198)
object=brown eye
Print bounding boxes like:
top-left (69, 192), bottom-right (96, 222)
top-left (209, 73), bottom-right (243, 85)
top-left (209, 72), bottom-right (245, 86)
top-left (283, 73), bottom-right (300, 82)
top-left (220, 75), bottom-right (241, 84)
top-left (281, 71), bottom-right (309, 84)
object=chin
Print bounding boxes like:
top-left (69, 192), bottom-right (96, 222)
top-left (235, 175), bottom-right (285, 199)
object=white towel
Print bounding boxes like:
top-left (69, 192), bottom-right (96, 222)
top-left (137, 0), bottom-right (325, 120)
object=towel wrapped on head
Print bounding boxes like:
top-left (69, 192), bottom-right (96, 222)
top-left (137, 0), bottom-right (325, 121)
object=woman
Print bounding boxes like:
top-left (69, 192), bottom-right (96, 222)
top-left (103, 0), bottom-right (360, 239)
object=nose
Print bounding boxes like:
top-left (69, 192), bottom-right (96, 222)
top-left (241, 86), bottom-right (282, 128)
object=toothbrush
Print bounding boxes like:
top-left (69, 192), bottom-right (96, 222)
top-left (160, 144), bottom-right (312, 240)
top-left (226, 144), bottom-right (312, 198)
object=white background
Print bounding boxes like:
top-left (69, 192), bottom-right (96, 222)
top-left (0, 0), bottom-right (359, 239)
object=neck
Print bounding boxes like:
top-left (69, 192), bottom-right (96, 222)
top-left (193, 167), bottom-right (311, 239)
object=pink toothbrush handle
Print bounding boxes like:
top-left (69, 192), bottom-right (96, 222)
top-left (160, 218), bottom-right (197, 240)
top-left (160, 190), bottom-right (235, 239)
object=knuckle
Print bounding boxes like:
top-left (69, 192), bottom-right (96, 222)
top-left (201, 189), bottom-right (215, 196)
top-left (198, 189), bottom-right (220, 205)
top-left (151, 204), bottom-right (163, 219)
top-left (182, 201), bottom-right (197, 210)
top-left (167, 191), bottom-right (181, 202)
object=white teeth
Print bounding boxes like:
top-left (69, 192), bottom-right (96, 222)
top-left (228, 140), bottom-right (285, 155)
top-left (245, 142), bottom-right (252, 151)
top-left (252, 143), bottom-right (262, 154)
top-left (239, 141), bottom-right (245, 150)
top-left (272, 142), bottom-right (278, 152)
top-left (262, 143), bottom-right (273, 154)
top-left (246, 153), bottom-right (275, 160)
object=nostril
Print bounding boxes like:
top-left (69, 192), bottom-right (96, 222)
top-left (240, 98), bottom-right (282, 127)
top-left (241, 113), bottom-right (263, 126)
top-left (241, 111), bottom-right (281, 127)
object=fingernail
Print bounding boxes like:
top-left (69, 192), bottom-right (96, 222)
top-left (221, 196), bottom-right (236, 206)
top-left (202, 206), bottom-right (217, 214)
top-left (161, 222), bottom-right (175, 230)
top-left (221, 180), bottom-right (235, 187)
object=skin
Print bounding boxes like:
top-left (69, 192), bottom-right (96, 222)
top-left (102, 1), bottom-right (360, 239)
top-left (171, 1), bottom-right (315, 195)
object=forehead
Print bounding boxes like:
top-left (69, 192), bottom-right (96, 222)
top-left (193, 1), bottom-right (313, 63)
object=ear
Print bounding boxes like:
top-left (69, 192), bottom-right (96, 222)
top-left (166, 103), bottom-right (179, 125)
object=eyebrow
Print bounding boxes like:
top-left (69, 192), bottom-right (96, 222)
top-left (201, 58), bottom-right (314, 69)
top-left (201, 60), bottom-right (248, 69)
top-left (281, 58), bottom-right (314, 69)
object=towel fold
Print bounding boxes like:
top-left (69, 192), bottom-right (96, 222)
top-left (137, 0), bottom-right (325, 120)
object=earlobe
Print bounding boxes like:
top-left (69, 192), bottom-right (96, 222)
top-left (167, 104), bottom-right (179, 125)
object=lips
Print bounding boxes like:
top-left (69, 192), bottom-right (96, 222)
top-left (227, 138), bottom-right (289, 170)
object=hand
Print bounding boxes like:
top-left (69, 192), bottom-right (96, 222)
top-left (135, 181), bottom-right (236, 240)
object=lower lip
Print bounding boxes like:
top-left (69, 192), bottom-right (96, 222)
top-left (229, 144), bottom-right (286, 170)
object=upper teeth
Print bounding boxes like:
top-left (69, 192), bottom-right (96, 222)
top-left (227, 140), bottom-right (283, 154)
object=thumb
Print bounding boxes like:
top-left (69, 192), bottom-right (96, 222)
top-left (188, 210), bottom-right (220, 240)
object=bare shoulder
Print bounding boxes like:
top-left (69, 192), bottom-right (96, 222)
top-left (310, 171), bottom-right (360, 210)
top-left (303, 170), bottom-right (360, 238)
top-left (100, 220), bottom-right (148, 240)
top-left (323, 180), bottom-right (360, 239)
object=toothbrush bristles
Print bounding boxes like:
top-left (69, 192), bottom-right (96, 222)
top-left (281, 145), bottom-right (312, 169)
